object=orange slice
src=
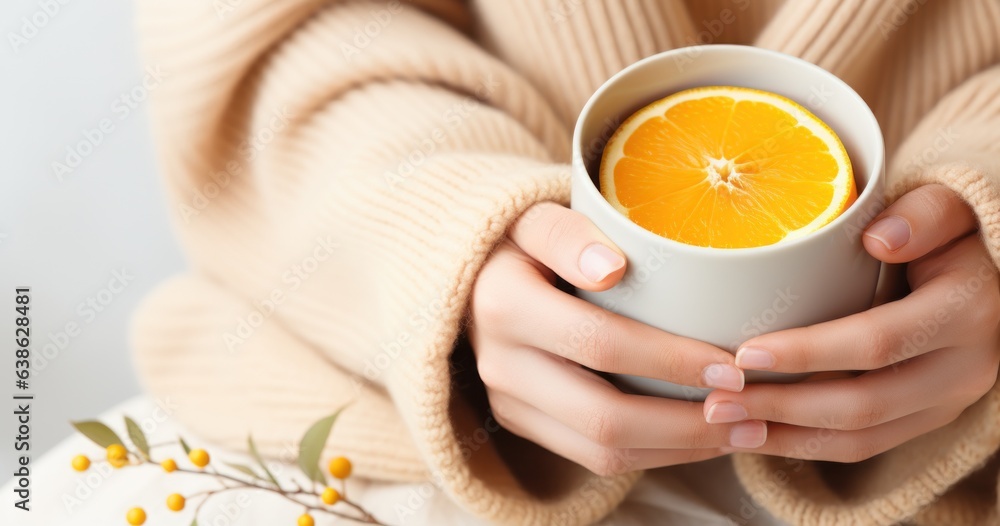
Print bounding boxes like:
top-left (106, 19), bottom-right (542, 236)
top-left (599, 86), bottom-right (855, 248)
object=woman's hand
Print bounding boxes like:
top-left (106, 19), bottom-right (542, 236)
top-left (469, 202), bottom-right (765, 476)
top-left (706, 184), bottom-right (1000, 462)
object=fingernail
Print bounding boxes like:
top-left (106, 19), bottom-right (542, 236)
top-left (702, 364), bottom-right (745, 392)
top-left (865, 216), bottom-right (910, 252)
top-left (729, 421), bottom-right (767, 449)
top-left (579, 243), bottom-right (625, 282)
top-left (735, 348), bottom-right (775, 370)
top-left (705, 402), bottom-right (748, 424)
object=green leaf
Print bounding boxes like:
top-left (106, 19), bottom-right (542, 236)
top-left (247, 435), bottom-right (281, 488)
top-left (179, 436), bottom-right (192, 455)
top-left (297, 409), bottom-right (344, 484)
top-left (224, 462), bottom-right (265, 482)
top-left (124, 416), bottom-right (149, 460)
top-left (71, 421), bottom-right (124, 449)
top-left (190, 519), bottom-right (198, 526)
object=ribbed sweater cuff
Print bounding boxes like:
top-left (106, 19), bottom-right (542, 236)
top-left (378, 157), bottom-right (641, 526)
top-left (731, 160), bottom-right (1000, 525)
top-left (732, 379), bottom-right (1000, 526)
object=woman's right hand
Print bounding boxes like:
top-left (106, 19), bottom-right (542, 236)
top-left (468, 202), bottom-right (767, 476)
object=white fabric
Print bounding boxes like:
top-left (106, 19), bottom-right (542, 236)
top-left (2, 397), bottom-right (784, 525)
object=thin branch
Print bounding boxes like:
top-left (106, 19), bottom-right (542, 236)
top-left (127, 459), bottom-right (388, 525)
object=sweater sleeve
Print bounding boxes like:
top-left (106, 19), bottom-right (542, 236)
top-left (130, 1), bottom-right (637, 524)
top-left (731, 65), bottom-right (1000, 526)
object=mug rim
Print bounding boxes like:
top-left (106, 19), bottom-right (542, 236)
top-left (571, 44), bottom-right (886, 257)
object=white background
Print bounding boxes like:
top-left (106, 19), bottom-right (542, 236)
top-left (0, 0), bottom-right (184, 482)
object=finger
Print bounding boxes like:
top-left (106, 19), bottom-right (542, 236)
top-left (481, 346), bottom-right (766, 449)
top-left (489, 390), bottom-right (725, 476)
top-left (863, 184), bottom-right (977, 263)
top-left (708, 344), bottom-right (995, 430)
top-left (509, 201), bottom-right (626, 291)
top-left (735, 255), bottom-right (988, 373)
top-left (728, 406), bottom-right (961, 463)
top-left (906, 233), bottom-right (998, 290)
top-left (474, 247), bottom-right (744, 390)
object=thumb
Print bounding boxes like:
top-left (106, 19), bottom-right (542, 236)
top-left (508, 201), bottom-right (626, 291)
top-left (862, 184), bottom-right (977, 263)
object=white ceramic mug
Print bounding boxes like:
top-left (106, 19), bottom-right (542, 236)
top-left (571, 45), bottom-right (886, 400)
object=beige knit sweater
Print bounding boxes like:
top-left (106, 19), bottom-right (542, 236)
top-left (131, 0), bottom-right (1000, 524)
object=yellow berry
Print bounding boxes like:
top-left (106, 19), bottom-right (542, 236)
top-left (321, 486), bottom-right (340, 505)
top-left (107, 444), bottom-right (127, 462)
top-left (188, 448), bottom-right (210, 468)
top-left (161, 458), bottom-right (178, 473)
top-left (166, 493), bottom-right (185, 512)
top-left (71, 455), bottom-right (91, 472)
top-left (109, 457), bottom-right (128, 469)
top-left (126, 507), bottom-right (147, 525)
top-left (327, 456), bottom-right (352, 479)
top-left (297, 513), bottom-right (315, 526)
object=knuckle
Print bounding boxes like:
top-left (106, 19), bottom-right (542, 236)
top-left (913, 184), bottom-right (956, 224)
top-left (584, 403), bottom-right (625, 447)
top-left (587, 447), bottom-right (631, 477)
top-left (861, 320), bottom-right (901, 369)
top-left (746, 388), bottom-right (787, 423)
top-left (683, 420), bottom-right (715, 448)
top-left (784, 327), bottom-right (816, 372)
top-left (656, 342), bottom-right (688, 383)
top-left (577, 326), bottom-right (618, 371)
top-left (543, 209), bottom-right (586, 251)
top-left (843, 394), bottom-right (890, 430)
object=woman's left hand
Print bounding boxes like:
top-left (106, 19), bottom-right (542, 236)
top-left (705, 184), bottom-right (1000, 462)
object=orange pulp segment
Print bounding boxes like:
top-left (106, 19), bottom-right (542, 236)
top-left (599, 86), bottom-right (856, 248)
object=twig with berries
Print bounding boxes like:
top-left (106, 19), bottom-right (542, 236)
top-left (69, 410), bottom-right (389, 526)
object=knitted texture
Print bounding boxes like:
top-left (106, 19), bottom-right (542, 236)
top-left (132, 1), bottom-right (1000, 524)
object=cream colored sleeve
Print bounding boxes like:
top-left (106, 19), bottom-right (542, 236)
top-left (130, 1), bottom-right (637, 524)
top-left (733, 65), bottom-right (1000, 526)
